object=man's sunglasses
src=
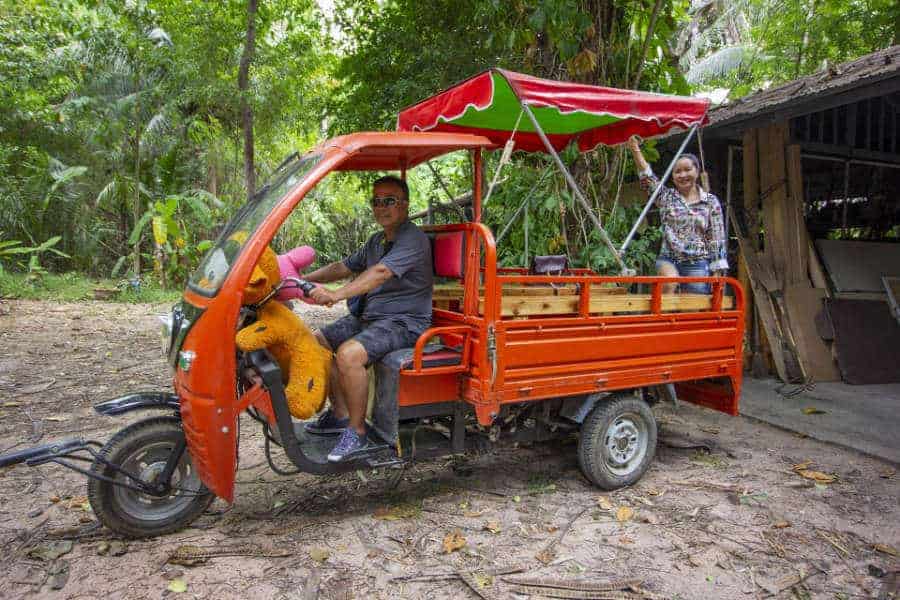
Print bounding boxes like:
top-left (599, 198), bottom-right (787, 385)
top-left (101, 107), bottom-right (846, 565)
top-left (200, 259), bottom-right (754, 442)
top-left (370, 195), bottom-right (404, 208)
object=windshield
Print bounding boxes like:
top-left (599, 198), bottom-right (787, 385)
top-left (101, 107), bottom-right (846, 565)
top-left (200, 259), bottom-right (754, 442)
top-left (188, 153), bottom-right (322, 296)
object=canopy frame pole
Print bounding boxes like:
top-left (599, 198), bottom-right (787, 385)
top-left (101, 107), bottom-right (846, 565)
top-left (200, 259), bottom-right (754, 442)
top-left (619, 124), bottom-right (699, 256)
top-left (473, 148), bottom-right (483, 222)
top-left (519, 102), bottom-right (629, 274)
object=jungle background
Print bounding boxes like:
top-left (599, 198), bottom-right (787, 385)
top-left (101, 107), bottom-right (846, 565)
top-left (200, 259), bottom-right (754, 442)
top-left (1, 0), bottom-right (897, 298)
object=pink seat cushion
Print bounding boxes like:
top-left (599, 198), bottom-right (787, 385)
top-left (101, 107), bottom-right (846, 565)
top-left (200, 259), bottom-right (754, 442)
top-left (433, 232), bottom-right (465, 279)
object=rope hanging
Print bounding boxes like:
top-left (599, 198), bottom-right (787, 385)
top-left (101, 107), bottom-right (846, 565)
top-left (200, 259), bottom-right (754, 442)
top-left (698, 128), bottom-right (709, 192)
top-left (483, 109), bottom-right (523, 206)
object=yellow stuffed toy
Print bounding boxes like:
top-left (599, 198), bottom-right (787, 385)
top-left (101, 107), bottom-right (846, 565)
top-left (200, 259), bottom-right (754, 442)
top-left (236, 246), bottom-right (331, 419)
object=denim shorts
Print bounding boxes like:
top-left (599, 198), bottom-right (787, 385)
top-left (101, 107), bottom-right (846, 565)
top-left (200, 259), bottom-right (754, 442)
top-left (320, 314), bottom-right (423, 366)
top-left (655, 256), bottom-right (711, 294)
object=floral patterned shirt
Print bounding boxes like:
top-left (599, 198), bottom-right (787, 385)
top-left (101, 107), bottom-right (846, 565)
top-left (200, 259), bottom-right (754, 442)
top-left (639, 168), bottom-right (728, 271)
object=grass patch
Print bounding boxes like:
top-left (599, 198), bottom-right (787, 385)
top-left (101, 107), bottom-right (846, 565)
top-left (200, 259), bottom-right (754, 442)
top-left (0, 271), bottom-right (181, 304)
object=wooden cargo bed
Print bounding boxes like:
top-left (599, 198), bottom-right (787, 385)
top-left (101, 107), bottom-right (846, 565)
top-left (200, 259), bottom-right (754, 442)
top-left (433, 283), bottom-right (735, 317)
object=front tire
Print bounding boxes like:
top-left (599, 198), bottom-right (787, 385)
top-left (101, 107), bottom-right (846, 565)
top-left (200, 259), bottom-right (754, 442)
top-left (578, 394), bottom-right (657, 489)
top-left (88, 417), bottom-right (214, 538)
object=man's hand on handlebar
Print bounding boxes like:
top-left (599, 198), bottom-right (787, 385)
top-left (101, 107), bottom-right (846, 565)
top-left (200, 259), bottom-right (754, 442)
top-left (309, 286), bottom-right (339, 307)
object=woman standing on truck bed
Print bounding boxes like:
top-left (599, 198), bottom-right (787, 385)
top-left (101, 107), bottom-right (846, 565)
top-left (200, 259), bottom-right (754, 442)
top-left (626, 135), bottom-right (727, 293)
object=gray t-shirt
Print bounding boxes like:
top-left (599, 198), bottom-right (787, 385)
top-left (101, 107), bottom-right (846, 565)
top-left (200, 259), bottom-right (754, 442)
top-left (343, 220), bottom-right (433, 334)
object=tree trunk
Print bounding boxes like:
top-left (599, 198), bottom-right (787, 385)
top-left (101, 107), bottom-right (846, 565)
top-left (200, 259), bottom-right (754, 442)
top-left (239, 0), bottom-right (258, 200)
top-left (133, 106), bottom-right (142, 276)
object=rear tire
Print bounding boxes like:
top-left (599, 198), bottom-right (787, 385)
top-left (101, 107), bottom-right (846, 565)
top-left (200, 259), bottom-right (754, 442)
top-left (87, 417), bottom-right (214, 538)
top-left (578, 394), bottom-right (657, 489)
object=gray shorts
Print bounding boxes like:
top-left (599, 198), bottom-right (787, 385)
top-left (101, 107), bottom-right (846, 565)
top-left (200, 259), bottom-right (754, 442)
top-left (320, 315), bottom-right (423, 366)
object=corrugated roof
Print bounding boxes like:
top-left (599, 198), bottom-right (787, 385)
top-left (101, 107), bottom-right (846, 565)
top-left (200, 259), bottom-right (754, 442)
top-left (707, 45), bottom-right (900, 128)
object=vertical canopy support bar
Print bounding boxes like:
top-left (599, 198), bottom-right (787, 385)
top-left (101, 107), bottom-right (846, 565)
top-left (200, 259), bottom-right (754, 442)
top-left (520, 103), bottom-right (628, 273)
top-left (619, 124), bottom-right (699, 255)
top-left (473, 148), bottom-right (483, 222)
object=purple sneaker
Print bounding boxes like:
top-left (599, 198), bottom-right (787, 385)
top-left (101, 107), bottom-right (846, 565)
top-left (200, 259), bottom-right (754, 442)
top-left (304, 410), bottom-right (349, 435)
top-left (327, 428), bottom-right (373, 462)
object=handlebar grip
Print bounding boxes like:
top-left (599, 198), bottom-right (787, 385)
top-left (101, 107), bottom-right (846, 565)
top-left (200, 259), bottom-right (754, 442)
top-left (297, 280), bottom-right (315, 297)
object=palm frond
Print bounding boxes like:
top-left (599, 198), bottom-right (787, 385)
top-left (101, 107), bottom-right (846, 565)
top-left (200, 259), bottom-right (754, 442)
top-left (687, 44), bottom-right (756, 84)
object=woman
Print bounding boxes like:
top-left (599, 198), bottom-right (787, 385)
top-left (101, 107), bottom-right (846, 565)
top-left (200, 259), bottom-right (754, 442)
top-left (625, 135), bottom-right (727, 293)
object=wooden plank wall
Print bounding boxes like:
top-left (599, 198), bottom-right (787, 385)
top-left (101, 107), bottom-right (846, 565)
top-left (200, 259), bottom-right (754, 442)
top-left (737, 123), bottom-right (840, 382)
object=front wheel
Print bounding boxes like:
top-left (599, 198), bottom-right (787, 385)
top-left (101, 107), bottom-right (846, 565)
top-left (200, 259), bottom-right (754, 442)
top-left (88, 417), bottom-right (214, 538)
top-left (578, 395), bottom-right (657, 489)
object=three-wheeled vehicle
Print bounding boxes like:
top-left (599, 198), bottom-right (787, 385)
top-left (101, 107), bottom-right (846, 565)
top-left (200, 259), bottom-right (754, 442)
top-left (0, 69), bottom-right (744, 537)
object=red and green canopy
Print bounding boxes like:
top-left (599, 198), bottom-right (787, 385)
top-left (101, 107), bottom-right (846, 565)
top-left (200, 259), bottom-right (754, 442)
top-left (397, 69), bottom-right (710, 153)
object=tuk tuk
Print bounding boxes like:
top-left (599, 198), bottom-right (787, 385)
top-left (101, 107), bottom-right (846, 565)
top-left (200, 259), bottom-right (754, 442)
top-left (0, 69), bottom-right (744, 538)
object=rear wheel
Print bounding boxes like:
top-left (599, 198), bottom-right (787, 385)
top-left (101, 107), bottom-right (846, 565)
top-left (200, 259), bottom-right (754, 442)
top-left (88, 417), bottom-right (214, 538)
top-left (578, 395), bottom-right (657, 489)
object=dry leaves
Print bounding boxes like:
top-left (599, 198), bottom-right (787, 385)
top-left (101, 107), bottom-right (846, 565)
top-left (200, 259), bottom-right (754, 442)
top-left (483, 521), bottom-right (501, 534)
top-left (792, 461), bottom-right (836, 483)
top-left (372, 503), bottom-right (419, 521)
top-left (802, 407), bottom-right (827, 415)
top-left (874, 543), bottom-right (898, 557)
top-left (772, 520), bottom-right (792, 529)
top-left (596, 496), bottom-right (613, 510)
top-left (616, 506), bottom-right (634, 522)
top-left (167, 578), bottom-right (187, 593)
top-left (308, 547), bottom-right (330, 563)
top-left (442, 530), bottom-right (466, 554)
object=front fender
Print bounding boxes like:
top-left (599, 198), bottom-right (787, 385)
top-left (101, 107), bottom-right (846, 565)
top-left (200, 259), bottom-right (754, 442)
top-left (94, 392), bottom-right (180, 417)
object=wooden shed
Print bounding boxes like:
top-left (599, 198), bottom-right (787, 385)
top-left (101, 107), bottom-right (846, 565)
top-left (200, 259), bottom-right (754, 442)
top-left (673, 45), bottom-right (900, 384)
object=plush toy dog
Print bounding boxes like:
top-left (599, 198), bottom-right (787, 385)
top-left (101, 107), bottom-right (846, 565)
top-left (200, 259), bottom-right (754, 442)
top-left (276, 245), bottom-right (317, 302)
top-left (236, 246), bottom-right (331, 419)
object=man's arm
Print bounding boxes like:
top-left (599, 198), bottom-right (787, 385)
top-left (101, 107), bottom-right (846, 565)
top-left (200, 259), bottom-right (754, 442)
top-left (304, 261), bottom-right (352, 284)
top-left (309, 263), bottom-right (393, 306)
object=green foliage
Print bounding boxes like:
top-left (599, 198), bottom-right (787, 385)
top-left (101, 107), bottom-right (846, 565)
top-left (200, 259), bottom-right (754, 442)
top-left (0, 0), bottom-right (893, 286)
top-left (0, 270), bottom-right (179, 303)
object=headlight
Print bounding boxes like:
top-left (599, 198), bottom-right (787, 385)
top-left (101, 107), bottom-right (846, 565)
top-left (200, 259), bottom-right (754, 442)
top-left (159, 313), bottom-right (174, 356)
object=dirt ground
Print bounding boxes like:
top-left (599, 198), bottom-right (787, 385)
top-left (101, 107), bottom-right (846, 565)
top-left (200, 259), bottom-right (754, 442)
top-left (0, 298), bottom-right (897, 600)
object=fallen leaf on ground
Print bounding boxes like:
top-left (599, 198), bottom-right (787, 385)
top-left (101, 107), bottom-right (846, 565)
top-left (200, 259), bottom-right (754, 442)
top-left (44, 416), bottom-right (67, 422)
top-left (596, 496), bottom-right (613, 510)
top-left (96, 541), bottom-right (110, 555)
top-left (874, 544), bottom-right (898, 556)
top-left (483, 521), bottom-right (501, 534)
top-left (473, 573), bottom-right (493, 588)
top-left (27, 541), bottom-right (73, 561)
top-left (108, 540), bottom-right (127, 556)
top-left (616, 506), bottom-right (634, 522)
top-left (646, 488), bottom-right (663, 497)
top-left (772, 520), bottom-right (792, 529)
top-left (463, 510), bottom-right (484, 518)
top-left (635, 496), bottom-right (655, 507)
top-left (167, 578), bottom-right (187, 593)
top-left (373, 503), bottom-right (419, 520)
top-left (309, 547), bottom-right (330, 563)
top-left (700, 426), bottom-right (720, 434)
top-left (879, 469), bottom-right (895, 479)
top-left (442, 530), bottom-right (466, 553)
top-left (793, 460), bottom-right (813, 470)
top-left (796, 469), bottom-right (836, 483)
top-left (535, 548), bottom-right (555, 564)
top-left (1, 401), bottom-right (22, 407)
top-left (802, 407), bottom-right (827, 415)
top-left (512, 495), bottom-right (521, 503)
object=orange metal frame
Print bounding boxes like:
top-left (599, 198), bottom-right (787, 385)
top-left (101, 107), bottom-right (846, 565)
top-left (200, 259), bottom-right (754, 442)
top-left (170, 132), bottom-right (745, 503)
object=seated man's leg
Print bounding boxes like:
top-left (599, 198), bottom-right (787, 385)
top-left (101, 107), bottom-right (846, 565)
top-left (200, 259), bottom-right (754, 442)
top-left (326, 318), bottom-right (422, 462)
top-left (333, 339), bottom-right (369, 435)
top-left (305, 316), bottom-right (361, 435)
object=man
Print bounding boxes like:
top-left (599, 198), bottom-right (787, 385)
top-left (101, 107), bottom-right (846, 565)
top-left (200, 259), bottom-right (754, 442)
top-left (304, 175), bottom-right (433, 462)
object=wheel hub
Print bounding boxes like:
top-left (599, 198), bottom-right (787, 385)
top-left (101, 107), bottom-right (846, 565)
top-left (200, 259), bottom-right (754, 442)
top-left (605, 417), bottom-right (641, 468)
